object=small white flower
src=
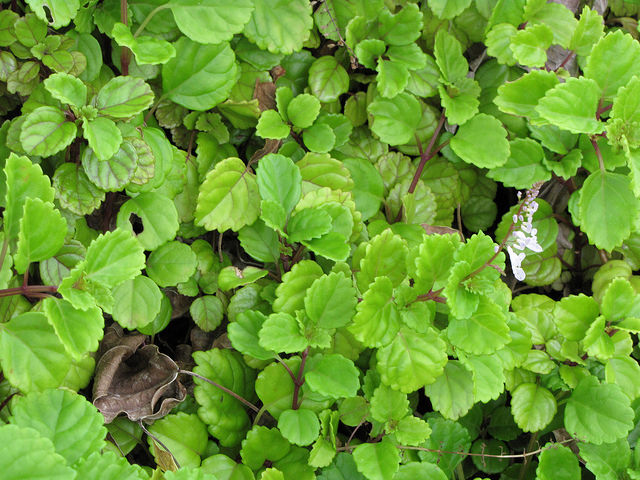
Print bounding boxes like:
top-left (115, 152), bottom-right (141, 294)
top-left (507, 245), bottom-right (526, 281)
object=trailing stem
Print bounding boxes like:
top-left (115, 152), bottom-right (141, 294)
top-left (291, 347), bottom-right (309, 410)
top-left (120, 0), bottom-right (130, 75)
top-left (408, 110), bottom-right (447, 195)
top-left (179, 370), bottom-right (260, 413)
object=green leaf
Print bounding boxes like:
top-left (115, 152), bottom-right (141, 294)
top-left (450, 113), bottom-right (509, 168)
top-left (0, 312), bottom-right (71, 393)
top-left (378, 3), bottom-right (422, 46)
top-left (417, 417), bottom-right (470, 477)
top-left (487, 138), bottom-right (550, 189)
top-left (0, 424), bottom-right (76, 479)
top-left (146, 241), bottom-right (197, 287)
top-left (116, 192), bottom-right (179, 250)
top-left (84, 229), bottom-right (146, 287)
top-left (494, 69), bottom-right (559, 119)
top-left (569, 6), bottom-right (604, 58)
top-left (462, 354), bottom-right (505, 403)
top-left (163, 38), bottom-right (238, 111)
top-left (190, 295), bottom-right (224, 332)
top-left (424, 360), bottom-right (474, 420)
top-left (357, 229), bottom-right (408, 292)
top-left (170, 0), bottom-right (254, 44)
top-left (73, 451), bottom-right (148, 480)
top-left (195, 157), bottom-right (260, 232)
top-left (96, 76), bottom-right (154, 118)
top-left (305, 354), bottom-right (360, 398)
top-left (349, 276), bottom-right (400, 347)
top-left (536, 443), bottom-right (580, 480)
top-left (377, 60), bottom-right (409, 99)
top-left (43, 297), bottom-right (103, 359)
top-left (257, 110), bottom-right (290, 139)
top-left (39, 240), bottom-right (85, 286)
top-left (579, 171), bottom-right (638, 251)
top-left (606, 356), bottom-right (640, 401)
top-left (564, 375), bottom-right (634, 444)
top-left (601, 277), bottom-right (636, 322)
top-left (308, 56), bottom-right (349, 103)
top-left (536, 77), bottom-right (604, 134)
top-left (368, 92), bottom-right (421, 145)
top-left (200, 454), bottom-right (254, 480)
top-left (148, 412), bottom-right (209, 468)
top-left (274, 260), bottom-right (324, 314)
top-left (447, 296), bottom-right (510, 353)
top-left (240, 425), bottom-right (290, 470)
top-left (287, 208), bottom-right (332, 243)
top-left (259, 312), bottom-right (308, 353)
top-left (394, 463), bottom-right (446, 480)
top-left (554, 294), bottom-right (599, 341)
top-left (584, 30), bottom-right (640, 100)
top-left (111, 22), bottom-right (176, 65)
top-left (238, 219), bottom-right (280, 263)
top-left (304, 272), bottom-right (357, 329)
top-left (43, 72), bottom-right (86, 107)
top-left (510, 23), bottom-right (553, 67)
top-left (287, 94), bottom-right (320, 129)
top-left (434, 29), bottom-right (468, 84)
top-left (342, 158), bottom-right (383, 221)
top-left (112, 275), bottom-right (162, 329)
top-left (353, 437), bottom-right (400, 480)
top-left (218, 266), bottom-right (268, 291)
top-left (193, 348), bottom-right (256, 446)
top-left (430, 0), bottom-right (471, 19)
top-left (303, 123), bottom-right (336, 153)
top-left (439, 77), bottom-right (480, 126)
top-left (228, 310), bottom-right (275, 360)
top-left (25, 0), bottom-right (79, 28)
top-left (510, 383), bottom-right (556, 432)
top-left (485, 23), bottom-right (518, 66)
top-left (10, 388), bottom-right (106, 464)
top-left (369, 384), bottom-right (408, 422)
top-left (377, 327), bottom-right (448, 393)
top-left (392, 416), bottom-right (432, 447)
top-left (256, 153), bottom-right (302, 215)
top-left (355, 39), bottom-right (385, 69)
top-left (278, 409), bottom-right (320, 446)
top-left (243, 0), bottom-right (312, 54)
top-left (82, 117), bottom-right (122, 161)
top-left (53, 163), bottom-right (105, 215)
top-left (297, 152), bottom-right (353, 193)
top-left (13, 198), bottom-right (66, 274)
top-left (20, 106), bottom-right (77, 157)
top-left (580, 439), bottom-right (631, 480)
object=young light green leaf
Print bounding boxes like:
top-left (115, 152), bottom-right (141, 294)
top-left (25, 0), bottom-right (79, 28)
top-left (553, 294), bottom-right (600, 341)
top-left (170, 0), bottom-right (254, 44)
top-left (434, 29), bottom-right (468, 84)
top-left (257, 110), bottom-right (290, 139)
top-left (487, 138), bottom-right (551, 189)
top-left (510, 23), bottom-right (553, 67)
top-left (84, 229), bottom-right (145, 287)
top-left (536, 77), bottom-right (604, 134)
top-left (43, 297), bottom-right (103, 360)
top-left (148, 413), bottom-right (209, 468)
top-left (353, 437), bottom-right (400, 480)
top-left (378, 3), bottom-right (422, 46)
top-left (579, 171), bottom-right (638, 251)
top-left (304, 272), bottom-right (357, 329)
top-left (190, 295), bottom-right (224, 332)
top-left (510, 383), bottom-right (556, 432)
top-left (0, 312), bottom-right (71, 393)
top-left (450, 113), bottom-right (509, 168)
top-left (287, 94), bottom-right (321, 129)
top-left (349, 276), bottom-right (400, 347)
top-left (278, 409), bottom-right (320, 446)
top-left (111, 22), bottom-right (176, 65)
top-left (96, 76), bottom-right (154, 118)
top-left (228, 310), bottom-right (275, 360)
top-left (273, 259), bottom-right (324, 314)
top-left (112, 275), bottom-right (162, 330)
top-left (0, 424), bottom-right (75, 479)
top-left (238, 219), bottom-right (280, 263)
top-left (146, 241), bottom-right (197, 287)
top-left (486, 23), bottom-right (518, 65)
top-left (43, 72), bottom-right (86, 107)
top-left (259, 312), bottom-right (308, 353)
top-left (569, 6), bottom-right (604, 58)
top-left (81, 117), bottom-right (122, 161)
top-left (195, 157), bottom-right (260, 232)
top-left (287, 208), bottom-right (333, 243)
top-left (218, 266), bottom-right (268, 291)
top-left (369, 384), bottom-right (408, 422)
top-left (376, 326), bottom-right (448, 393)
top-left (297, 152), bottom-right (353, 193)
top-left (305, 354), bottom-right (360, 398)
top-left (536, 443), bottom-right (581, 480)
top-left (53, 163), bottom-right (105, 215)
top-left (494, 70), bottom-right (559, 118)
top-left (13, 198), bottom-right (66, 274)
top-left (9, 388), bottom-right (107, 464)
top-left (429, 0), bottom-right (471, 19)
top-left (308, 56), bottom-right (349, 103)
top-left (20, 106), bottom-right (77, 157)
top-left (116, 191), bottom-right (180, 251)
top-left (377, 60), bottom-right (409, 99)
top-left (564, 375), bottom-right (634, 444)
top-left (605, 356), bottom-right (640, 400)
top-left (424, 360), bottom-right (474, 420)
top-left (163, 38), bottom-right (238, 111)
top-left (584, 30), bottom-right (640, 100)
top-left (357, 229), bottom-right (408, 292)
top-left (303, 123), bottom-right (336, 153)
top-left (438, 77), bottom-right (480, 126)
top-left (243, 0), bottom-right (312, 54)
top-left (256, 153), bottom-right (302, 215)
top-left (73, 451), bottom-right (149, 480)
top-left (367, 92), bottom-right (421, 145)
top-left (342, 158), bottom-right (384, 221)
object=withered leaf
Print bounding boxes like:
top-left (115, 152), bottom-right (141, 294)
top-left (93, 328), bottom-right (186, 423)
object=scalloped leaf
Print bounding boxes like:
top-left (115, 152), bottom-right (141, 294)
top-left (82, 143), bottom-right (136, 192)
top-left (96, 76), bottom-right (154, 118)
top-left (228, 310), bottom-right (275, 360)
top-left (273, 260), bottom-right (324, 314)
top-left (424, 360), bottom-right (474, 420)
top-left (376, 326), bottom-right (448, 393)
top-left (73, 451), bottom-right (148, 480)
top-left (163, 38), bottom-right (238, 111)
top-left (170, 0), bottom-right (254, 44)
top-left (256, 153), bottom-right (302, 216)
top-left (511, 382), bottom-right (556, 432)
top-left (146, 241), bottom-right (197, 287)
top-left (305, 353), bottom-right (360, 398)
top-left (112, 275), bottom-right (162, 330)
top-left (309, 56), bottom-right (349, 103)
top-left (243, 0), bottom-right (312, 54)
top-left (259, 312), bottom-right (308, 354)
top-left (84, 229), bottom-right (146, 287)
top-left (536, 443), bottom-right (580, 480)
top-left (357, 229), bottom-right (408, 292)
top-left (564, 375), bottom-right (634, 444)
top-left (367, 92), bottom-right (421, 146)
top-left (53, 162), bottom-right (105, 216)
top-left (353, 437), bottom-right (399, 480)
top-left (278, 409), bottom-right (320, 446)
top-left (450, 113), bottom-right (509, 168)
top-left (43, 72), bottom-right (86, 107)
top-left (349, 276), bottom-right (400, 348)
top-left (20, 106), bottom-right (76, 157)
top-left (195, 157), bottom-right (260, 232)
top-left (447, 298), bottom-right (511, 354)
top-left (9, 388), bottom-right (107, 464)
top-left (148, 412), bottom-right (209, 468)
top-left (370, 384), bottom-right (408, 422)
top-left (304, 272), bottom-right (357, 329)
top-left (494, 70), bottom-right (559, 119)
top-left (487, 138), bottom-right (550, 189)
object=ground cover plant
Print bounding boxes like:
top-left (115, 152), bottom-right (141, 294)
top-left (2, 0), bottom-right (640, 478)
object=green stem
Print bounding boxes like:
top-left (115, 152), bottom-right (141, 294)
top-left (518, 432), bottom-right (539, 480)
top-left (133, 4), bottom-right (171, 37)
top-left (590, 137), bottom-right (605, 173)
top-left (0, 239), bottom-right (8, 275)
